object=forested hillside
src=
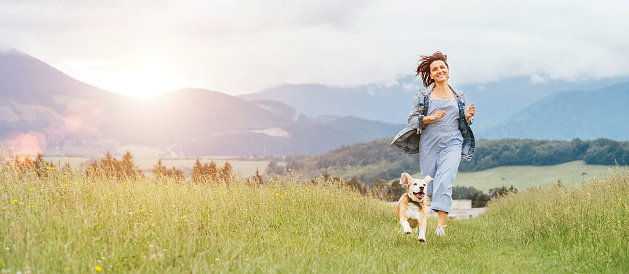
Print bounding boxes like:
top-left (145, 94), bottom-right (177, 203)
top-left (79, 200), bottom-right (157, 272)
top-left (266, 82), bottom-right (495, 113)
top-left (287, 138), bottom-right (629, 185)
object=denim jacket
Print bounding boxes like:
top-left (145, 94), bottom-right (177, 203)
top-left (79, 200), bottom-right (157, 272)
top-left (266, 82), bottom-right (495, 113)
top-left (391, 83), bottom-right (475, 161)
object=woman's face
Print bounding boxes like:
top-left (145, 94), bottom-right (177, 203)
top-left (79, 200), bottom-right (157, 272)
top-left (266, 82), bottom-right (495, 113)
top-left (429, 60), bottom-right (449, 84)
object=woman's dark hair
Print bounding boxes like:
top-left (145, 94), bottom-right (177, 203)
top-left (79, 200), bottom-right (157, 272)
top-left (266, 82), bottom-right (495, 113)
top-left (415, 51), bottom-right (448, 87)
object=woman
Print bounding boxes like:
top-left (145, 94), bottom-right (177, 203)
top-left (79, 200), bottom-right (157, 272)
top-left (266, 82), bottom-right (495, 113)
top-left (391, 51), bottom-right (475, 236)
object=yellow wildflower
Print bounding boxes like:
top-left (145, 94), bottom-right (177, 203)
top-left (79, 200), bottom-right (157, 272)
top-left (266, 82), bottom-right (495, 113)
top-left (275, 193), bottom-right (279, 196)
top-left (95, 266), bottom-right (102, 271)
top-left (30, 188), bottom-right (34, 191)
top-left (12, 200), bottom-right (18, 204)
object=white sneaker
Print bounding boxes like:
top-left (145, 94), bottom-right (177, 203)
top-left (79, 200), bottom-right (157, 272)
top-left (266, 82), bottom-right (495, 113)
top-left (435, 225), bottom-right (447, 236)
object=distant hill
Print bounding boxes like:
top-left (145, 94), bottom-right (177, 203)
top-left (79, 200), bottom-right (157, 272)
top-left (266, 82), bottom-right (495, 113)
top-left (0, 50), bottom-right (140, 148)
top-left (239, 82), bottom-right (416, 125)
top-left (105, 88), bottom-right (293, 146)
top-left (239, 75), bottom-right (629, 127)
top-left (0, 50), bottom-right (403, 156)
top-left (476, 82), bottom-right (629, 140)
top-left (0, 50), bottom-right (132, 107)
top-left (178, 116), bottom-right (403, 156)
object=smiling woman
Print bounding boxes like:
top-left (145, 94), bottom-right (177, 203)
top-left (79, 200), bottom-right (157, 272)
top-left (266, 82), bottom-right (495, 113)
top-left (391, 51), bottom-right (476, 237)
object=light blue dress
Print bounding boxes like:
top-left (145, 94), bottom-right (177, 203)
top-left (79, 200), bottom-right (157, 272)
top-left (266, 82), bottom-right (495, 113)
top-left (419, 96), bottom-right (463, 213)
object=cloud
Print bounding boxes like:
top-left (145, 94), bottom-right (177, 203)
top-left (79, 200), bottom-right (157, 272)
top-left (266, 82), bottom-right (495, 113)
top-left (1, 0), bottom-right (628, 98)
top-left (530, 74), bottom-right (547, 84)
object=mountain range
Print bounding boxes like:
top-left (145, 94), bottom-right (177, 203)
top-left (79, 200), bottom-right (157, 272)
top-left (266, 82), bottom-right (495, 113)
top-left (240, 74), bottom-right (629, 128)
top-left (0, 50), bottom-right (401, 157)
top-left (475, 81), bottom-right (629, 140)
top-left (2, 49), bottom-right (629, 157)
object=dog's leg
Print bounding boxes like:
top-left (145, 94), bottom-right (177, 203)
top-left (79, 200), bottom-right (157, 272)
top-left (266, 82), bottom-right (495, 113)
top-left (401, 220), bottom-right (412, 234)
top-left (397, 200), bottom-right (412, 234)
top-left (418, 211), bottom-right (427, 242)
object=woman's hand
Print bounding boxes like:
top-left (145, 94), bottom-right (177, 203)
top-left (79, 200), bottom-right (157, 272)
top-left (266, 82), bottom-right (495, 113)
top-left (465, 104), bottom-right (475, 122)
top-left (423, 110), bottom-right (446, 125)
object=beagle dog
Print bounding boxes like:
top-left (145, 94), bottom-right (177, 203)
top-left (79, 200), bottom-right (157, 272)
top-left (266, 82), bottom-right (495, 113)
top-left (396, 173), bottom-right (432, 242)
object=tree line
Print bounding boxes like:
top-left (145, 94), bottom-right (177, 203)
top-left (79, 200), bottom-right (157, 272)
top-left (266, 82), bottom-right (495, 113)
top-left (460, 138), bottom-right (629, 171)
top-left (283, 137), bottom-right (629, 186)
top-left (3, 150), bottom-right (237, 183)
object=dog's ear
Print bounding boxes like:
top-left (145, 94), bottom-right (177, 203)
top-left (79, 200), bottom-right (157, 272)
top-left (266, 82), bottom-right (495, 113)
top-left (423, 175), bottom-right (434, 183)
top-left (400, 173), bottom-right (412, 185)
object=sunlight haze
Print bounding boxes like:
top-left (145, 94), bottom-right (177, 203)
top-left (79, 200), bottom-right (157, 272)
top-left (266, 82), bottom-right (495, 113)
top-left (1, 0), bottom-right (628, 99)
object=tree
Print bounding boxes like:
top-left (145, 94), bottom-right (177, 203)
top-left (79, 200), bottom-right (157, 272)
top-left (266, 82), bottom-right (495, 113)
top-left (206, 161), bottom-right (219, 178)
top-left (452, 186), bottom-right (490, 208)
top-left (489, 185), bottom-right (518, 199)
top-left (153, 159), bottom-right (167, 176)
top-left (120, 150), bottom-right (141, 178)
top-left (346, 177), bottom-right (367, 195)
top-left (265, 159), bottom-right (284, 175)
top-left (221, 161), bottom-right (233, 179)
top-left (250, 168), bottom-right (264, 185)
top-left (191, 158), bottom-right (204, 181)
top-left (322, 170), bottom-right (331, 182)
top-left (85, 151), bottom-right (141, 180)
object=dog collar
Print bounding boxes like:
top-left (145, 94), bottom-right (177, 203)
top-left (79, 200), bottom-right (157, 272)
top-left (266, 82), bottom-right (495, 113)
top-left (409, 199), bottom-right (424, 209)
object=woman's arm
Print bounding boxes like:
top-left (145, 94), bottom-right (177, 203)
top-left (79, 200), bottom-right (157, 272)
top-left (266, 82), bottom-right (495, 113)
top-left (408, 92), bottom-right (427, 134)
top-left (423, 111), bottom-right (445, 125)
top-left (458, 90), bottom-right (475, 124)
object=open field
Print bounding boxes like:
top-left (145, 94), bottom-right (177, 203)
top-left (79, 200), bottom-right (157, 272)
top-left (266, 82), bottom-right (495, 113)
top-left (43, 156), bottom-right (273, 178)
top-left (453, 160), bottom-right (617, 192)
top-left (1, 166), bottom-right (627, 272)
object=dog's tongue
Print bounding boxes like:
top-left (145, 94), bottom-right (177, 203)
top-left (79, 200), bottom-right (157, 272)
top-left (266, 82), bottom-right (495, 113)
top-left (415, 192), bottom-right (424, 199)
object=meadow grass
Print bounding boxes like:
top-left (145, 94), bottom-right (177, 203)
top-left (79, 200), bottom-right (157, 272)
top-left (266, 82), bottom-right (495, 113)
top-left (1, 166), bottom-right (628, 273)
top-left (455, 160), bottom-right (615, 192)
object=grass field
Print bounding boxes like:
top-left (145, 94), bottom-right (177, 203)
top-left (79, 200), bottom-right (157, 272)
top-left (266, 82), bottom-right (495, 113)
top-left (1, 165), bottom-right (628, 272)
top-left (453, 160), bottom-right (616, 192)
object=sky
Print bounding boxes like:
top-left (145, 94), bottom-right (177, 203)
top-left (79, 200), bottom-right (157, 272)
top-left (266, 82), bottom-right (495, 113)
top-left (1, 0), bottom-right (628, 100)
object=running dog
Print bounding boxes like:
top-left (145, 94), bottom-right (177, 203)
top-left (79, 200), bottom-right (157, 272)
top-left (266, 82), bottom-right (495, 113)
top-left (396, 173), bottom-right (432, 242)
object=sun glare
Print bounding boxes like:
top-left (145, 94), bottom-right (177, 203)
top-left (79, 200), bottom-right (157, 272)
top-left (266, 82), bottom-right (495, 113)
top-left (100, 69), bottom-right (187, 100)
top-left (59, 60), bottom-right (189, 100)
